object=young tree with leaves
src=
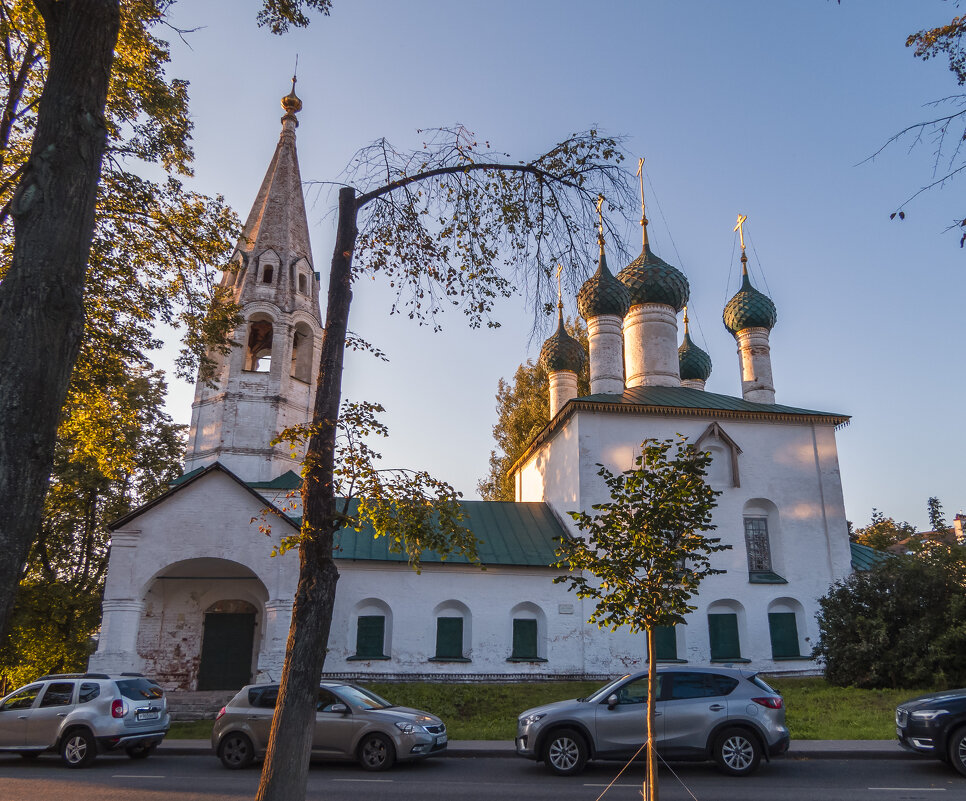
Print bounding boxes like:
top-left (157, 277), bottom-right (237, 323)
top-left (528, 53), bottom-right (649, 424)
top-left (255, 126), bottom-right (633, 801)
top-left (478, 318), bottom-right (589, 501)
top-left (850, 508), bottom-right (918, 551)
top-left (553, 436), bottom-right (725, 801)
top-left (0, 0), bottom-right (330, 642)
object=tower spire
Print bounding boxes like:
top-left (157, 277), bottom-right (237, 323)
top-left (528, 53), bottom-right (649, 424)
top-left (734, 213), bottom-right (748, 275)
top-left (636, 157), bottom-right (650, 248)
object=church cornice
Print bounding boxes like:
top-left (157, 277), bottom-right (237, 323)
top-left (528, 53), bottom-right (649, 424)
top-left (509, 395), bottom-right (850, 479)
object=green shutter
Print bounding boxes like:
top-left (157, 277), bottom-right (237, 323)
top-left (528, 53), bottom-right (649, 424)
top-left (708, 613), bottom-right (741, 660)
top-left (435, 617), bottom-right (463, 659)
top-left (768, 612), bottom-right (801, 658)
top-left (653, 625), bottom-right (677, 661)
top-left (511, 619), bottom-right (538, 659)
top-left (355, 615), bottom-right (385, 658)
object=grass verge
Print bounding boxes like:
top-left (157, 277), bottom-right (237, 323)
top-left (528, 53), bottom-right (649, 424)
top-left (166, 677), bottom-right (923, 741)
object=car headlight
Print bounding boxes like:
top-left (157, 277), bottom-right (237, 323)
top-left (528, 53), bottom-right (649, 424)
top-left (521, 713), bottom-right (545, 726)
top-left (395, 721), bottom-right (423, 734)
top-left (910, 709), bottom-right (949, 721)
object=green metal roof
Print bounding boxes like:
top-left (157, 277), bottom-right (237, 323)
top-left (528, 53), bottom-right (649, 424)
top-left (247, 470), bottom-right (302, 490)
top-left (723, 272), bottom-right (777, 334)
top-left (850, 541), bottom-right (893, 571)
top-left (579, 385), bottom-right (847, 420)
top-left (169, 466), bottom-right (205, 486)
top-left (334, 500), bottom-right (566, 567)
top-left (540, 312), bottom-right (586, 374)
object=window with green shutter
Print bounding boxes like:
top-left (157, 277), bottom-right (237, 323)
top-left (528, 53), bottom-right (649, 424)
top-left (353, 615), bottom-right (386, 659)
top-left (768, 612), bottom-right (801, 659)
top-left (434, 616), bottom-right (464, 660)
top-left (510, 618), bottom-right (539, 660)
top-left (708, 613), bottom-right (741, 660)
top-left (653, 625), bottom-right (678, 661)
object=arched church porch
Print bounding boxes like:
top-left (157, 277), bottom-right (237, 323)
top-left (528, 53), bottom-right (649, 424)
top-left (135, 558), bottom-right (270, 691)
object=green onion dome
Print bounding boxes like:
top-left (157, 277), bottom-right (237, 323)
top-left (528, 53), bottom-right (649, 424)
top-left (577, 249), bottom-right (631, 320)
top-left (617, 244), bottom-right (689, 312)
top-left (678, 331), bottom-right (712, 381)
top-left (540, 310), bottom-right (586, 373)
top-left (723, 271), bottom-right (777, 335)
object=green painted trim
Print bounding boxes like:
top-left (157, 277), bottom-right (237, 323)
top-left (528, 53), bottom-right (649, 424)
top-left (773, 655), bottom-right (813, 662)
top-left (427, 657), bottom-right (472, 663)
top-left (506, 657), bottom-right (549, 663)
top-left (710, 658), bottom-right (751, 664)
top-left (656, 658), bottom-right (688, 664)
top-left (346, 655), bottom-right (390, 661)
top-left (749, 571), bottom-right (788, 584)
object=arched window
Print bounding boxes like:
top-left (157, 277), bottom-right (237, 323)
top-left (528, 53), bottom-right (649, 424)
top-left (348, 599), bottom-right (392, 661)
top-left (262, 265), bottom-right (274, 284)
top-left (298, 273), bottom-right (307, 294)
top-left (707, 599), bottom-right (746, 662)
top-left (767, 598), bottom-right (806, 660)
top-left (245, 316), bottom-right (274, 372)
top-left (508, 602), bottom-right (547, 662)
top-left (430, 601), bottom-right (470, 662)
top-left (742, 499), bottom-right (786, 582)
top-left (290, 322), bottom-right (314, 382)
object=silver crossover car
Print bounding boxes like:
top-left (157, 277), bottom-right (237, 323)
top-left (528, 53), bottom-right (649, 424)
top-left (516, 665), bottom-right (789, 776)
top-left (0, 673), bottom-right (169, 767)
top-left (212, 681), bottom-right (447, 770)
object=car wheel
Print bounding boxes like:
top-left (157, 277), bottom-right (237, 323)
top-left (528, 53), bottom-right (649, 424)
top-left (125, 743), bottom-right (158, 760)
top-left (948, 726), bottom-right (966, 777)
top-left (61, 729), bottom-right (96, 769)
top-left (543, 728), bottom-right (588, 776)
top-left (218, 732), bottom-right (254, 770)
top-left (358, 733), bottom-right (396, 771)
top-left (713, 727), bottom-right (761, 776)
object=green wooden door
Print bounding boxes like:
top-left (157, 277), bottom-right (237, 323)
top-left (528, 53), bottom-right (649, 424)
top-left (768, 612), bottom-right (801, 658)
top-left (708, 613), bottom-right (741, 660)
top-left (197, 612), bottom-right (256, 690)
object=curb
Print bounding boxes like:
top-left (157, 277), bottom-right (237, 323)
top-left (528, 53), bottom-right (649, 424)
top-left (158, 740), bottom-right (919, 761)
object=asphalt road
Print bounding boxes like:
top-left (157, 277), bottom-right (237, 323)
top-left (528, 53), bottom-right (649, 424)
top-left (0, 752), bottom-right (962, 801)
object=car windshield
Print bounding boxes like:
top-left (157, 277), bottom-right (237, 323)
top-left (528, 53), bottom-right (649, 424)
top-left (334, 685), bottom-right (393, 710)
top-left (583, 675), bottom-right (633, 703)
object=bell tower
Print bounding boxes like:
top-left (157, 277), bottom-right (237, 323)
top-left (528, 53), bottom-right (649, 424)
top-left (184, 79), bottom-right (324, 482)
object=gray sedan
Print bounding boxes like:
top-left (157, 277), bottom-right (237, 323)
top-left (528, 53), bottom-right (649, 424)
top-left (212, 681), bottom-right (447, 770)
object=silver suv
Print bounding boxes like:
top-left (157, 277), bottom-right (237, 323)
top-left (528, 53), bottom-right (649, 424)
top-left (212, 681), bottom-right (447, 771)
top-left (516, 665), bottom-right (789, 776)
top-left (0, 672), bottom-right (170, 767)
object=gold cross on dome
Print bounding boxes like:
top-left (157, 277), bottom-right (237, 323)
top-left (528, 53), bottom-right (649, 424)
top-left (556, 263), bottom-right (563, 307)
top-left (734, 213), bottom-right (748, 251)
top-left (636, 157), bottom-right (649, 247)
top-left (596, 194), bottom-right (605, 238)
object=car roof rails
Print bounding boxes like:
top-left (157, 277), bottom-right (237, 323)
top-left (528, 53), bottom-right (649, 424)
top-left (38, 673), bottom-right (110, 680)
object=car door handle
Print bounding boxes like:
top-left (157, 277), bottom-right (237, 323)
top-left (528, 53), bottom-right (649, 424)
top-left (17, 715), bottom-right (28, 719)
top-left (709, 704), bottom-right (725, 711)
top-left (57, 712), bottom-right (69, 717)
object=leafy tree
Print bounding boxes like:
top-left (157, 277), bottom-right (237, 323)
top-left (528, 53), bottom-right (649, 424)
top-left (815, 544), bottom-right (966, 688)
top-left (0, 0), bottom-right (329, 643)
top-left (478, 318), bottom-right (589, 501)
top-left (553, 436), bottom-right (725, 801)
top-left (851, 508), bottom-right (917, 551)
top-left (258, 126), bottom-right (633, 801)
top-left (0, 370), bottom-right (183, 690)
top-left (927, 495), bottom-right (950, 534)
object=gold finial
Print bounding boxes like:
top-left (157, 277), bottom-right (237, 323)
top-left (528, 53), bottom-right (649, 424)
top-left (555, 263), bottom-right (563, 310)
top-left (683, 304), bottom-right (690, 334)
top-left (733, 213), bottom-right (748, 274)
top-left (595, 194), bottom-right (606, 256)
top-left (281, 74), bottom-right (302, 117)
top-left (636, 157), bottom-right (650, 248)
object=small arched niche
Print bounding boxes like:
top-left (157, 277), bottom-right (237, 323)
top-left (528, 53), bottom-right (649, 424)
top-left (290, 321), bottom-right (314, 383)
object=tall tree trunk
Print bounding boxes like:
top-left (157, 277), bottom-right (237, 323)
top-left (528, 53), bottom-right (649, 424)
top-left (645, 626), bottom-right (659, 801)
top-left (255, 187), bottom-right (358, 801)
top-left (0, 1), bottom-right (120, 634)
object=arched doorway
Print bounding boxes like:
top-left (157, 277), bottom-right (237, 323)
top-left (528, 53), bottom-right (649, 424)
top-left (197, 600), bottom-right (257, 691)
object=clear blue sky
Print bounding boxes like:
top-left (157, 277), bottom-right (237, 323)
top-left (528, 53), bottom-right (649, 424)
top-left (160, 0), bottom-right (965, 531)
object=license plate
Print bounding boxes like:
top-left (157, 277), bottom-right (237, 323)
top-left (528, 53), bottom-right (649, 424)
top-left (436, 734), bottom-right (447, 746)
top-left (137, 710), bottom-right (160, 721)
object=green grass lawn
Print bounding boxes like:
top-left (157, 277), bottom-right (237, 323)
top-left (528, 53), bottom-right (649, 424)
top-left (167, 677), bottom-right (923, 741)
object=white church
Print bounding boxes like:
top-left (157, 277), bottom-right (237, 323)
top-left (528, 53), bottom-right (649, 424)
top-left (90, 86), bottom-right (855, 690)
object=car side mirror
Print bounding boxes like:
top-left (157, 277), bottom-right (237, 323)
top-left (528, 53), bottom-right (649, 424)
top-left (607, 693), bottom-right (619, 709)
top-left (328, 703), bottom-right (348, 714)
